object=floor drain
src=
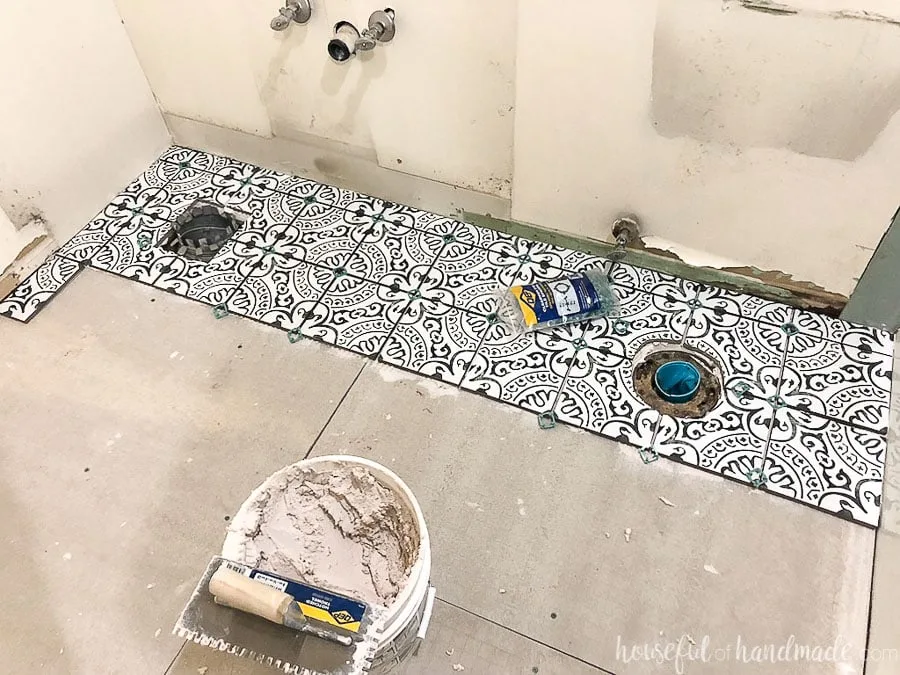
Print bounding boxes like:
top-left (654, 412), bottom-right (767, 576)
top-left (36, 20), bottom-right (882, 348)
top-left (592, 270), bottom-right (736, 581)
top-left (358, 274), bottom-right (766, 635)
top-left (633, 344), bottom-right (722, 418)
top-left (161, 201), bottom-right (246, 262)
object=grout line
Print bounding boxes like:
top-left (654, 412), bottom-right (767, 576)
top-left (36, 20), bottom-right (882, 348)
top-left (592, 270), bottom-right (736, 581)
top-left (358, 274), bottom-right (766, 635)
top-left (435, 597), bottom-right (618, 675)
top-left (162, 641), bottom-right (187, 675)
top-left (861, 529), bottom-right (881, 675)
top-left (302, 361), bottom-right (368, 461)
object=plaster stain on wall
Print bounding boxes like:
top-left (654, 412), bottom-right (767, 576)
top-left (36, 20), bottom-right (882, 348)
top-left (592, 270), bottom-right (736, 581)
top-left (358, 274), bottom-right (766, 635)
top-left (651, 0), bottom-right (900, 160)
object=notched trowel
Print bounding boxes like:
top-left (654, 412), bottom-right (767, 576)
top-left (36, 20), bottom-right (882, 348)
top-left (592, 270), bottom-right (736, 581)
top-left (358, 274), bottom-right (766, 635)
top-left (174, 556), bottom-right (381, 675)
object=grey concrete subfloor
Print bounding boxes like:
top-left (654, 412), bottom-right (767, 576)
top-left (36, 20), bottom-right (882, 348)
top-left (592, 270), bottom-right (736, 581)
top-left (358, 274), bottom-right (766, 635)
top-left (0, 269), bottom-right (893, 675)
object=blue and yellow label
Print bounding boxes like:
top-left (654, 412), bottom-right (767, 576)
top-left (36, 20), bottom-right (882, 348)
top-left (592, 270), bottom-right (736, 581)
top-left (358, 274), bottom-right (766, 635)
top-left (224, 560), bottom-right (368, 634)
top-left (509, 273), bottom-right (603, 328)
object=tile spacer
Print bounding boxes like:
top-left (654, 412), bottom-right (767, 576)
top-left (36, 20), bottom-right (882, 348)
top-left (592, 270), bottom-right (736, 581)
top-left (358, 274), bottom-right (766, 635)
top-left (639, 446), bottom-right (659, 464)
top-left (731, 381), bottom-right (752, 396)
top-left (442, 234), bottom-right (456, 243)
top-left (781, 322), bottom-right (799, 336)
top-left (687, 298), bottom-right (702, 309)
top-left (287, 328), bottom-right (303, 344)
top-left (572, 338), bottom-right (588, 351)
top-left (613, 319), bottom-right (630, 335)
top-left (303, 195), bottom-right (316, 204)
top-left (767, 395), bottom-right (786, 409)
top-left (212, 304), bottom-right (229, 319)
top-left (486, 312), bottom-right (500, 324)
top-left (137, 234), bottom-right (152, 251)
top-left (537, 411), bottom-right (557, 429)
top-left (333, 267), bottom-right (347, 278)
top-left (746, 467), bottom-right (767, 488)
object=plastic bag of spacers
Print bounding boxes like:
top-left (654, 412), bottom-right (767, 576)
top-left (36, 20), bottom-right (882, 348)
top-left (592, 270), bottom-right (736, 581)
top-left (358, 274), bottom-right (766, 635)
top-left (496, 268), bottom-right (616, 333)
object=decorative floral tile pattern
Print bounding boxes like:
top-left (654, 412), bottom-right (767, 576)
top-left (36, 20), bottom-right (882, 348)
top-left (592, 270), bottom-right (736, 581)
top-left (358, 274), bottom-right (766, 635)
top-left (0, 256), bottom-right (82, 322)
top-left (461, 322), bottom-right (585, 414)
top-left (8, 146), bottom-right (894, 528)
top-left (226, 253), bottom-right (333, 329)
top-left (379, 301), bottom-right (488, 385)
top-left (763, 413), bottom-right (886, 526)
top-left (781, 334), bottom-right (891, 434)
top-left (299, 276), bottom-right (407, 357)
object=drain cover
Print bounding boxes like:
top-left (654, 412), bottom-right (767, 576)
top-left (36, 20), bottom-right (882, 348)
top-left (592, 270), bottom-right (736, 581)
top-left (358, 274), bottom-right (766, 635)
top-left (161, 201), bottom-right (245, 261)
top-left (633, 346), bottom-right (721, 418)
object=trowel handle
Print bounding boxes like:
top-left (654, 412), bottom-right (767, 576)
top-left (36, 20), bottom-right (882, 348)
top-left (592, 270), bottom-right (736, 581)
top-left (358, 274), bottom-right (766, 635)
top-left (209, 566), bottom-right (292, 625)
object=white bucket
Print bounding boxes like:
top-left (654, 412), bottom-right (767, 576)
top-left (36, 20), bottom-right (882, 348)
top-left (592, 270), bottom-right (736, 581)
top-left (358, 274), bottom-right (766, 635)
top-left (222, 455), bottom-right (433, 674)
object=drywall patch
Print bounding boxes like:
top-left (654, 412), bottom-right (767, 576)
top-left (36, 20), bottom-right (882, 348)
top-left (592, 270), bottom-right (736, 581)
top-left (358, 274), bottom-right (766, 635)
top-left (652, 0), bottom-right (900, 160)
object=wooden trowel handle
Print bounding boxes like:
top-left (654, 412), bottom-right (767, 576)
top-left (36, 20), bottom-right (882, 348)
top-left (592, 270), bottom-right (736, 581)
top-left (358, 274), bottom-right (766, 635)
top-left (209, 566), bottom-right (293, 625)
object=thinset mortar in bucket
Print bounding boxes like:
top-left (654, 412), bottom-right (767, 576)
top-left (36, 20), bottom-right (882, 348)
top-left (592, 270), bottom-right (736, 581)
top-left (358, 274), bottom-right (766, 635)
top-left (223, 456), bottom-right (434, 674)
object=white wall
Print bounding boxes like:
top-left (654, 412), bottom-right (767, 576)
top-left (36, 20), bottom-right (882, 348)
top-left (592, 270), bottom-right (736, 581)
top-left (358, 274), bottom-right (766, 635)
top-left (114, 0), bottom-right (900, 296)
top-left (0, 0), bottom-right (168, 254)
top-left (115, 0), bottom-right (516, 198)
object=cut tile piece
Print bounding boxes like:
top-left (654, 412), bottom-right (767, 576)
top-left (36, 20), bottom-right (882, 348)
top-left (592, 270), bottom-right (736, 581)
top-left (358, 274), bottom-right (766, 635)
top-left (609, 261), bottom-right (701, 300)
top-left (312, 185), bottom-right (386, 217)
top-left (158, 145), bottom-right (197, 165)
top-left (347, 221), bottom-right (445, 285)
top-left (56, 213), bottom-right (134, 263)
top-left (764, 414), bottom-right (886, 526)
top-left (299, 276), bottom-right (407, 357)
top-left (0, 256), bottom-right (82, 323)
top-left (250, 166), bottom-right (322, 197)
top-left (525, 241), bottom-right (611, 275)
top-left (226, 253), bottom-right (333, 329)
top-left (461, 322), bottom-right (584, 413)
top-left (89, 215), bottom-right (172, 283)
top-left (781, 334), bottom-right (891, 434)
top-left (147, 168), bottom-right (233, 223)
top-left (452, 220), bottom-right (526, 251)
top-left (379, 203), bottom-right (460, 237)
top-left (379, 300), bottom-right (488, 385)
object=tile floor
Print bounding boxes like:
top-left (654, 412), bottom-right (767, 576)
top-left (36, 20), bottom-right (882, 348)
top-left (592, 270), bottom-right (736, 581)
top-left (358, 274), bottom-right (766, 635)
top-left (1, 146), bottom-right (893, 527)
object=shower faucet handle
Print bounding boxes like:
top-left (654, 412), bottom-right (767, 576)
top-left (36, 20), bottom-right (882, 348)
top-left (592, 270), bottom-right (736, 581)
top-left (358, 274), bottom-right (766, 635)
top-left (270, 0), bottom-right (311, 31)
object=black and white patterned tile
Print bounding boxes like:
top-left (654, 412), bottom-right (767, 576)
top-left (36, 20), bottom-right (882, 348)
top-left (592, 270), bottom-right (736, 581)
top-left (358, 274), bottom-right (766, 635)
top-left (149, 240), bottom-right (264, 307)
top-left (780, 333), bottom-right (891, 434)
top-left (686, 315), bottom-right (788, 399)
top-left (346, 220), bottom-right (445, 286)
top-left (763, 412), bottom-right (886, 526)
top-left (461, 322), bottom-right (586, 414)
top-left (226, 253), bottom-right (333, 329)
top-left (424, 239), bottom-right (519, 315)
top-left (379, 300), bottom-right (488, 385)
top-left (299, 275), bottom-right (407, 357)
top-left (580, 286), bottom-right (690, 358)
top-left (56, 213), bottom-right (135, 263)
top-left (553, 342), bottom-right (658, 445)
top-left (0, 256), bottom-right (82, 323)
top-left (13, 146), bottom-right (898, 527)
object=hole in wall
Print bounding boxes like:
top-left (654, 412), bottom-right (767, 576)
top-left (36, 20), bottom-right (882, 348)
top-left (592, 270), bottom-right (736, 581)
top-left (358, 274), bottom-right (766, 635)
top-left (632, 342), bottom-right (722, 418)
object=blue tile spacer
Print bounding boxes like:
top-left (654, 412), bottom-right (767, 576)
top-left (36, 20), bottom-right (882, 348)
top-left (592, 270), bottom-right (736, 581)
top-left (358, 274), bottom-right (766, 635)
top-left (137, 234), bottom-right (152, 251)
top-left (687, 298), bottom-right (702, 309)
top-left (442, 233), bottom-right (456, 243)
top-left (537, 411), bottom-right (557, 429)
top-left (333, 267), bottom-right (347, 278)
top-left (781, 322), bottom-right (799, 336)
top-left (572, 338), bottom-right (588, 351)
top-left (639, 447), bottom-right (659, 464)
top-left (486, 312), bottom-right (500, 324)
top-left (287, 329), bottom-right (303, 344)
top-left (613, 319), bottom-right (630, 335)
top-left (212, 304), bottom-right (229, 319)
top-left (746, 467), bottom-right (767, 488)
top-left (408, 288), bottom-right (421, 300)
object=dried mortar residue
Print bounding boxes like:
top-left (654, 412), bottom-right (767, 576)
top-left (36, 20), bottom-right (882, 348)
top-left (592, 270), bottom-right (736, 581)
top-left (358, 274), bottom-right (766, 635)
top-left (227, 464), bottom-right (419, 608)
